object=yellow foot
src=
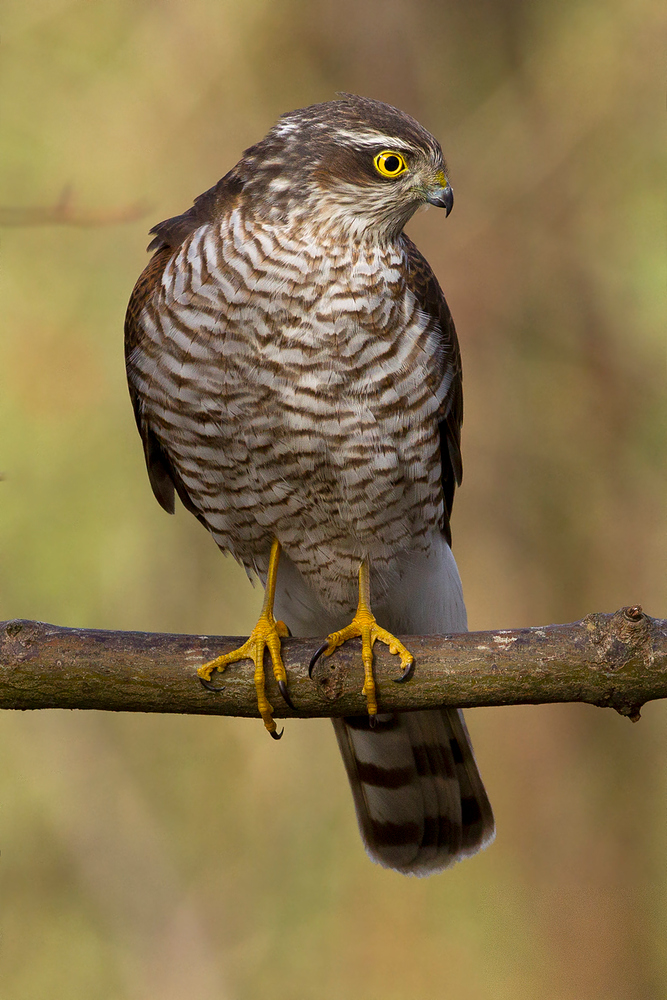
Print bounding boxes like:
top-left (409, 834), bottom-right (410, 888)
top-left (197, 538), bottom-right (293, 739)
top-left (198, 612), bottom-right (291, 738)
top-left (309, 563), bottom-right (415, 721)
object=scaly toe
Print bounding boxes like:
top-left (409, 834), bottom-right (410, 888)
top-left (275, 620), bottom-right (290, 638)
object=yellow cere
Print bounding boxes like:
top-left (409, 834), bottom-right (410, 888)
top-left (373, 150), bottom-right (408, 177)
top-left (435, 169), bottom-right (447, 187)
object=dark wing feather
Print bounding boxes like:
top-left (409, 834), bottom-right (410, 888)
top-left (124, 171), bottom-right (242, 518)
top-left (402, 236), bottom-right (463, 546)
top-left (147, 171), bottom-right (243, 252)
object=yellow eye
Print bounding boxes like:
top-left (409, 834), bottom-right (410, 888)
top-left (373, 150), bottom-right (408, 178)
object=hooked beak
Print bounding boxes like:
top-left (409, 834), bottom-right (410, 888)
top-left (426, 183), bottom-right (454, 216)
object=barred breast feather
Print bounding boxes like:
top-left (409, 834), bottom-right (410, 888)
top-left (127, 193), bottom-right (458, 616)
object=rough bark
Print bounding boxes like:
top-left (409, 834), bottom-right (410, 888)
top-left (1, 606), bottom-right (664, 722)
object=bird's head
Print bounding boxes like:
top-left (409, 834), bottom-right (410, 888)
top-left (233, 95), bottom-right (453, 241)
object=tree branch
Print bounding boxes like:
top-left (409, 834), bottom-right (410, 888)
top-left (1, 606), bottom-right (665, 722)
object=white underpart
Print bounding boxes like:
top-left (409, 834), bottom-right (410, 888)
top-left (273, 529), bottom-right (466, 637)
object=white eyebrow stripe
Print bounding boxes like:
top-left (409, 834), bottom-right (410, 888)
top-left (332, 128), bottom-right (419, 150)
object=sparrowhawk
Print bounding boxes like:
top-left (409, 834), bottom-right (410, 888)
top-left (125, 95), bottom-right (495, 875)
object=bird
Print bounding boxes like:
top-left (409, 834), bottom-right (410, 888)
top-left (125, 94), bottom-right (495, 875)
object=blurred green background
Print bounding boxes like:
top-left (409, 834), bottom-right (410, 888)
top-left (1, 0), bottom-right (665, 997)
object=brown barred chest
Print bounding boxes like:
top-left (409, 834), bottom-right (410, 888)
top-left (131, 211), bottom-right (450, 604)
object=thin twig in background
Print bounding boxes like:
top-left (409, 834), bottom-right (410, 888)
top-left (0, 185), bottom-right (149, 227)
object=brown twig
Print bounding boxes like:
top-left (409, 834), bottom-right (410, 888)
top-left (0, 607), bottom-right (664, 722)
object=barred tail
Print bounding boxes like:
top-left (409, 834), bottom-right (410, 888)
top-left (333, 708), bottom-right (494, 875)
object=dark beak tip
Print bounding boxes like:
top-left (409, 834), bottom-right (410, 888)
top-left (428, 185), bottom-right (454, 215)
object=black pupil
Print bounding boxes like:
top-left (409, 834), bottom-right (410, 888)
top-left (384, 155), bottom-right (401, 173)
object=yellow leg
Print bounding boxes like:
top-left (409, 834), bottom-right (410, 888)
top-left (197, 538), bottom-right (292, 738)
top-left (316, 560), bottom-right (414, 720)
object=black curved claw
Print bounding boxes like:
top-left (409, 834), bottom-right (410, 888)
top-left (199, 675), bottom-right (225, 693)
top-left (368, 713), bottom-right (378, 729)
top-left (269, 727), bottom-right (284, 740)
top-left (394, 659), bottom-right (416, 684)
top-left (277, 679), bottom-right (295, 710)
top-left (308, 641), bottom-right (330, 678)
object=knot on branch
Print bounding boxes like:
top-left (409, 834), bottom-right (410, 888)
top-left (583, 607), bottom-right (653, 666)
top-left (581, 607), bottom-right (659, 722)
